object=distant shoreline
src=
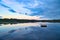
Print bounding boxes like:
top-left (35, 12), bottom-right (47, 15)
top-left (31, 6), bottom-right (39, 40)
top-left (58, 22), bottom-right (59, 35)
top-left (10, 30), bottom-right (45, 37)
top-left (0, 19), bottom-right (60, 24)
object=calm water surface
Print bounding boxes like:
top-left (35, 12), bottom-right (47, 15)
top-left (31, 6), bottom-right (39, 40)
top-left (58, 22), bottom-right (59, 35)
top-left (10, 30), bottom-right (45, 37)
top-left (0, 22), bottom-right (60, 40)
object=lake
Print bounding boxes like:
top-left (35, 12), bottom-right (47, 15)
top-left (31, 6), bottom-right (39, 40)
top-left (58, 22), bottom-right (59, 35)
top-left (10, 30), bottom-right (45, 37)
top-left (0, 22), bottom-right (60, 40)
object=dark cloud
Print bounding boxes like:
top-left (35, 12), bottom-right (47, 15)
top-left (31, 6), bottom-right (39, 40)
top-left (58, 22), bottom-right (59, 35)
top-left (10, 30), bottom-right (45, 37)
top-left (0, 3), bottom-right (16, 13)
top-left (30, 0), bottom-right (60, 19)
top-left (9, 9), bottom-right (16, 13)
top-left (0, 3), bottom-right (10, 8)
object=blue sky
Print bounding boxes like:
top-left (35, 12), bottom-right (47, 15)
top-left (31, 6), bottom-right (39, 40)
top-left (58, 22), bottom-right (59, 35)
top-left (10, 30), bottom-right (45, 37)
top-left (0, 0), bottom-right (60, 19)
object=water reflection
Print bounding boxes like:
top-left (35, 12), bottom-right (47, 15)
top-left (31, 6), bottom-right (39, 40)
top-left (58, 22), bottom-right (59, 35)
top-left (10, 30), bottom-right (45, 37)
top-left (0, 22), bottom-right (47, 27)
top-left (0, 24), bottom-right (2, 26)
top-left (0, 22), bottom-right (60, 40)
top-left (8, 30), bottom-right (16, 33)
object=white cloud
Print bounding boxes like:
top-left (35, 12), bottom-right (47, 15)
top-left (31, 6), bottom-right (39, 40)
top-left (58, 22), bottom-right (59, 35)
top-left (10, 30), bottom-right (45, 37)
top-left (20, 0), bottom-right (42, 8)
top-left (2, 0), bottom-right (43, 15)
top-left (2, 0), bottom-right (33, 15)
top-left (26, 0), bottom-right (39, 8)
top-left (0, 0), bottom-right (49, 19)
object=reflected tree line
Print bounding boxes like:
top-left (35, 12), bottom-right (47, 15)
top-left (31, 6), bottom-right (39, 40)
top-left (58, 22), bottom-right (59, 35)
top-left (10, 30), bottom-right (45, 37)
top-left (0, 18), bottom-right (40, 24)
top-left (0, 18), bottom-right (60, 24)
top-left (0, 18), bottom-right (52, 27)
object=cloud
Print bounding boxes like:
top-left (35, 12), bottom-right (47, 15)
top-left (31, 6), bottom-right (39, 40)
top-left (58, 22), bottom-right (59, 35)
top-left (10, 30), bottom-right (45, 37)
top-left (1, 0), bottom-right (43, 15)
top-left (16, 0), bottom-right (43, 8)
top-left (0, 0), bottom-right (60, 19)
top-left (23, 0), bottom-right (40, 8)
top-left (0, 3), bottom-right (16, 13)
top-left (9, 9), bottom-right (16, 13)
top-left (0, 3), bottom-right (10, 8)
top-left (42, 0), bottom-right (60, 19)
top-left (1, 0), bottom-right (33, 15)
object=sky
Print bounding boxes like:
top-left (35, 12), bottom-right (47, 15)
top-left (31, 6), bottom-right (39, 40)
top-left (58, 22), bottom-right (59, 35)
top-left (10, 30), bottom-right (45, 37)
top-left (0, 0), bottom-right (60, 20)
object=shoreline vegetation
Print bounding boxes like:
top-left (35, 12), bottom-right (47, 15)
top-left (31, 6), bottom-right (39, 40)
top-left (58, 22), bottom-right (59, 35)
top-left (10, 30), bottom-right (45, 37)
top-left (0, 19), bottom-right (60, 24)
